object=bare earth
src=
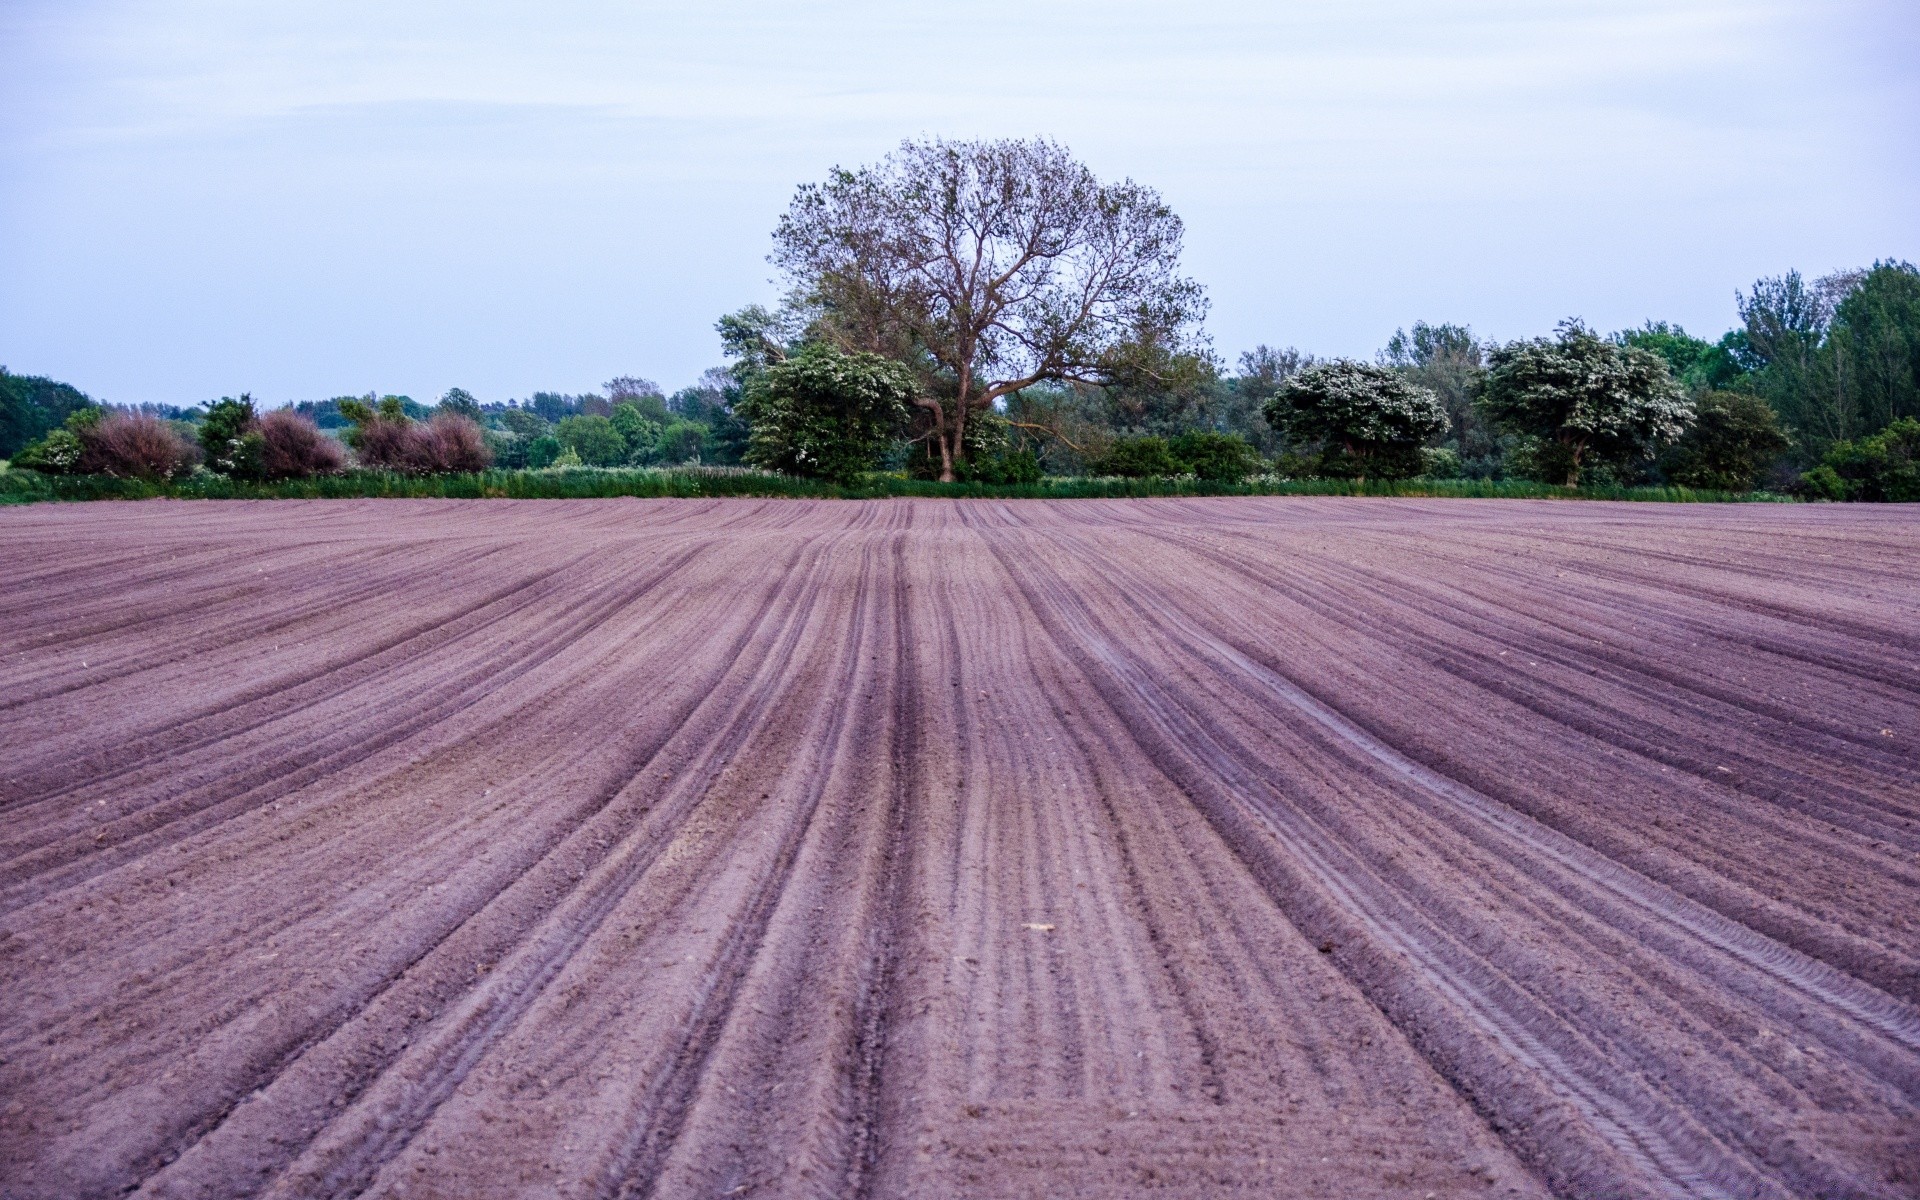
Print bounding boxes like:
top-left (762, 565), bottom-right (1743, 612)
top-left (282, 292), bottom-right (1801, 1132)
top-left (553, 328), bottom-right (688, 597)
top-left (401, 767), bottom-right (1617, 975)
top-left (2, 497), bottom-right (1917, 1199)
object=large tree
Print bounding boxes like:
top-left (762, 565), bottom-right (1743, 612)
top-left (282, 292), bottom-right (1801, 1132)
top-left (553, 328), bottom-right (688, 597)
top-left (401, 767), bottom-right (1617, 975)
top-left (769, 137), bottom-right (1207, 481)
top-left (1478, 321), bottom-right (1691, 486)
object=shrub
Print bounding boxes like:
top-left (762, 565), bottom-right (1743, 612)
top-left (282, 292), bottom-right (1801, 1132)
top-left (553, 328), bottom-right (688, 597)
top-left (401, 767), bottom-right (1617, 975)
top-left (1265, 361), bottom-right (1447, 481)
top-left (1800, 417), bottom-right (1920, 501)
top-left (257, 410), bottom-right (346, 479)
top-left (13, 428), bottom-right (85, 474)
top-left (963, 447), bottom-right (1043, 485)
top-left (353, 413), bottom-right (491, 474)
top-left (421, 414), bottom-right (491, 473)
top-left (76, 414), bottom-right (200, 480)
top-left (1169, 431), bottom-right (1260, 481)
top-left (1092, 435), bottom-right (1183, 478)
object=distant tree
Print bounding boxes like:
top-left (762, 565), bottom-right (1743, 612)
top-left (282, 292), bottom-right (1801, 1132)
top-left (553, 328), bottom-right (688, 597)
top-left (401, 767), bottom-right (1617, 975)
top-left (1216, 346), bottom-right (1315, 456)
top-left (1477, 321), bottom-right (1691, 486)
top-left (1661, 391), bottom-right (1790, 491)
top-left (737, 344), bottom-right (913, 484)
top-left (439, 388), bottom-right (483, 420)
top-left (609, 402), bottom-right (662, 463)
top-left (770, 137), bottom-right (1207, 480)
top-left (1737, 269), bottom-right (1860, 451)
top-left (0, 369), bottom-right (96, 459)
top-left (1613, 322), bottom-right (1713, 383)
top-left (293, 398), bottom-right (353, 429)
top-left (528, 392), bottom-right (575, 424)
top-left (498, 407), bottom-right (547, 439)
top-left (656, 420), bottom-right (708, 464)
top-left (1799, 417), bottom-right (1920, 502)
top-left (526, 434), bottom-right (563, 468)
top-left (1380, 321), bottom-right (1489, 470)
top-left (1093, 435), bottom-right (1183, 478)
top-left (1266, 360), bottom-right (1447, 481)
top-left (555, 414), bottom-right (628, 467)
top-left (1826, 261), bottom-right (1920, 437)
top-left (199, 395), bottom-right (264, 479)
top-left (1168, 430), bottom-right (1260, 481)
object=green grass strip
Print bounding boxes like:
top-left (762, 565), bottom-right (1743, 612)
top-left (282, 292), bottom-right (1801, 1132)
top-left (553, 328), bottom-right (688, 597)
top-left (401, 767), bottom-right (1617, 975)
top-left (0, 466), bottom-right (1787, 506)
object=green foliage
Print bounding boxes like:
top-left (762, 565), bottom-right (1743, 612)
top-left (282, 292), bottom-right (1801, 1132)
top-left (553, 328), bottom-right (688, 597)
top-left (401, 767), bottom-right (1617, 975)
top-left (526, 434), bottom-right (563, 468)
top-left (13, 406), bottom-right (104, 473)
top-left (1828, 261), bottom-right (1920, 436)
top-left (499, 407), bottom-right (547, 439)
top-left (1420, 447), bottom-right (1464, 478)
top-left (200, 395), bottom-right (264, 479)
top-left (656, 420), bottom-right (708, 464)
top-left (1381, 323), bottom-right (1488, 463)
top-left (1800, 417), bottom-right (1920, 501)
top-left (555, 415), bottom-right (628, 467)
top-left (0, 464), bottom-right (1772, 506)
top-left (1478, 321), bottom-right (1691, 485)
top-left (1662, 391), bottom-right (1790, 491)
top-left (439, 388), bottom-right (483, 420)
top-left (1731, 265), bottom-right (1920, 455)
top-left (13, 428), bottom-right (84, 473)
top-left (0, 369), bottom-right (96, 459)
top-left (1093, 435), bottom-right (1183, 478)
top-left (1265, 360), bottom-right (1447, 480)
top-left (609, 402), bottom-right (662, 463)
top-left (1168, 430), bottom-right (1260, 481)
top-left (737, 344), bottom-right (914, 484)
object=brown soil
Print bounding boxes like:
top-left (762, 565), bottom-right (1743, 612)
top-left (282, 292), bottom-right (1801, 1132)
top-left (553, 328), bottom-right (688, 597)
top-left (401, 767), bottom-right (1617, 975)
top-left (1, 497), bottom-right (1915, 1199)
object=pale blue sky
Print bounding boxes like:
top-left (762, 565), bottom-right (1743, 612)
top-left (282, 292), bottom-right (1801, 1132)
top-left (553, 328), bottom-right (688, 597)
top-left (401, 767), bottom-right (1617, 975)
top-left (3, 0), bottom-right (1915, 406)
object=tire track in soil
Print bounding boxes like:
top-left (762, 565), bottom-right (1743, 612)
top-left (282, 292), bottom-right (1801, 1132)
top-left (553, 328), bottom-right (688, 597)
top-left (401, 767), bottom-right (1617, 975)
top-left (0, 545), bottom-right (704, 911)
top-left (5, 498), bottom-right (1916, 1200)
top-left (985, 528), bottom-right (1888, 1199)
top-left (1132, 524), bottom-right (1920, 981)
top-left (605, 536), bottom-right (911, 1200)
top-left (125, 536), bottom-right (839, 1200)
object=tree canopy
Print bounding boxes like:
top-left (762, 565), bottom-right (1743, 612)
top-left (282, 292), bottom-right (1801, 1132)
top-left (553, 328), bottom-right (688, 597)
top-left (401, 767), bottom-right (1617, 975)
top-left (1478, 321), bottom-right (1691, 486)
top-left (770, 137), bottom-right (1207, 480)
top-left (1264, 361), bottom-right (1447, 480)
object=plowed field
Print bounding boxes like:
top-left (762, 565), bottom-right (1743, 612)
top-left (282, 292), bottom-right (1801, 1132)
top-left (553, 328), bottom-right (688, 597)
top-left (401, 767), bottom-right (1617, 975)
top-left (2, 497), bottom-right (1917, 1199)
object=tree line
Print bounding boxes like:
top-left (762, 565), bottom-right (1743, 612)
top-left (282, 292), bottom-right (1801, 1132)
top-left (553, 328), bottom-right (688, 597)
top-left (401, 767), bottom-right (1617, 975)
top-left (4, 138), bottom-right (1915, 499)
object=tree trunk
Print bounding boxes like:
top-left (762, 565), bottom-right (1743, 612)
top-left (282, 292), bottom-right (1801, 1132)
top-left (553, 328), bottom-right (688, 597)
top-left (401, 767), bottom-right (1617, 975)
top-left (1563, 437), bottom-right (1586, 487)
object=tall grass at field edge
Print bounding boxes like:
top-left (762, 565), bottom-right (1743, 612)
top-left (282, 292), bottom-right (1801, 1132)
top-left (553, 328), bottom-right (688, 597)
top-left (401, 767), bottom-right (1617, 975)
top-left (0, 465), bottom-right (1786, 505)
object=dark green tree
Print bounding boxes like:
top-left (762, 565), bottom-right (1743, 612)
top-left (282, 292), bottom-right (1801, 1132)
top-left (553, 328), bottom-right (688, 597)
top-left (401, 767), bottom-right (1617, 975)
top-left (1661, 391), bottom-right (1789, 491)
top-left (1800, 417), bottom-right (1920, 502)
top-left (1, 369), bottom-right (96, 460)
top-left (200, 395), bottom-right (265, 479)
top-left (438, 388), bottom-right (483, 420)
top-left (610, 402), bottom-right (662, 463)
top-left (555, 414), bottom-right (628, 467)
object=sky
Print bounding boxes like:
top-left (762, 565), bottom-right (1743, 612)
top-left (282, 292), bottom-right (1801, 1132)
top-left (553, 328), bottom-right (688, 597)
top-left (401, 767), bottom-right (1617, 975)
top-left (2, 0), bottom-right (1915, 408)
